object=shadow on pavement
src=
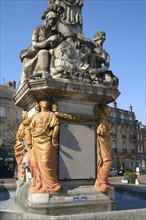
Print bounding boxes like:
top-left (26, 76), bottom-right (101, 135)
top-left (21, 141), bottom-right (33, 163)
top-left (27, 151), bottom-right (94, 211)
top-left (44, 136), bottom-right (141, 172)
top-left (0, 185), bottom-right (10, 201)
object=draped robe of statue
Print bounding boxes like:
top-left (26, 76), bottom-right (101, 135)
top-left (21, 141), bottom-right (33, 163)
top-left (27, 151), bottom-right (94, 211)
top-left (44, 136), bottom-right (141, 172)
top-left (14, 112), bottom-right (30, 186)
top-left (27, 110), bottom-right (61, 193)
top-left (95, 121), bottom-right (114, 192)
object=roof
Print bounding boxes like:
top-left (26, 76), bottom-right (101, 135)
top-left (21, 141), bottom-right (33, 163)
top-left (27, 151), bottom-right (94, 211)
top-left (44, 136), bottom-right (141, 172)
top-left (0, 85), bottom-right (16, 100)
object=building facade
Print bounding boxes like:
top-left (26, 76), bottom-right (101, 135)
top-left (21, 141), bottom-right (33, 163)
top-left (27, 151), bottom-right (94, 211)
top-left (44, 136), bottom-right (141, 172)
top-left (0, 82), bottom-right (22, 177)
top-left (108, 101), bottom-right (146, 172)
top-left (136, 122), bottom-right (146, 172)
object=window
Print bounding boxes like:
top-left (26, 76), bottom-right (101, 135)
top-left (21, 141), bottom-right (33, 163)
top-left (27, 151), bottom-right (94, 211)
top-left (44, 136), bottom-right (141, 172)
top-left (112, 141), bottom-right (118, 153)
top-left (121, 114), bottom-right (124, 119)
top-left (122, 128), bottom-right (126, 135)
top-left (137, 133), bottom-right (139, 140)
top-left (112, 141), bottom-right (116, 148)
top-left (141, 134), bottom-right (143, 141)
top-left (131, 143), bottom-right (135, 153)
top-left (122, 128), bottom-right (126, 138)
top-left (122, 142), bottom-right (127, 153)
top-left (0, 106), bottom-right (6, 117)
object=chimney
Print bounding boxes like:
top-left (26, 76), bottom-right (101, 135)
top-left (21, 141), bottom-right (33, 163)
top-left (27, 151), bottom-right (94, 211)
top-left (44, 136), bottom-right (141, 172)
top-left (5, 81), bottom-right (16, 89)
top-left (112, 101), bottom-right (117, 108)
top-left (6, 81), bottom-right (12, 87)
top-left (129, 104), bottom-right (133, 112)
top-left (12, 81), bottom-right (16, 89)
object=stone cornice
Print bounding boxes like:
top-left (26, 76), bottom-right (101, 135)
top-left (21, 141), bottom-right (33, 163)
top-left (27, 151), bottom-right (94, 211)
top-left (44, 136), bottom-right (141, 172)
top-left (14, 77), bottom-right (120, 110)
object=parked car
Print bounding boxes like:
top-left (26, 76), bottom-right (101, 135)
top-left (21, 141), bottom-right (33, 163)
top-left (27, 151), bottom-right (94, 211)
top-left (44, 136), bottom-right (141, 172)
top-left (118, 169), bottom-right (125, 176)
top-left (109, 167), bottom-right (118, 176)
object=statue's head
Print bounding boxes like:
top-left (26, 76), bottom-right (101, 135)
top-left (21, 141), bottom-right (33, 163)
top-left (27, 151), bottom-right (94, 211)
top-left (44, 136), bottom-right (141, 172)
top-left (35, 103), bottom-right (41, 113)
top-left (22, 111), bottom-right (28, 120)
top-left (39, 100), bottom-right (50, 108)
top-left (45, 11), bottom-right (58, 28)
top-left (46, 11), bottom-right (57, 19)
top-left (94, 31), bottom-right (106, 44)
top-left (103, 105), bottom-right (111, 117)
top-left (94, 104), bottom-right (111, 118)
top-left (52, 101), bottom-right (58, 112)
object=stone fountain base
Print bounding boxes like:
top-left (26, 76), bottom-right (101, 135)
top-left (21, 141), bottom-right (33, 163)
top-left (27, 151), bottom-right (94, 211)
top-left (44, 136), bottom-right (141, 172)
top-left (15, 180), bottom-right (116, 216)
top-left (13, 77), bottom-right (118, 216)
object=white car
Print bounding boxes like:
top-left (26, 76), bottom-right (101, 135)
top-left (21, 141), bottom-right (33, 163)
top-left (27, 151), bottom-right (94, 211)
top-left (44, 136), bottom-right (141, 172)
top-left (109, 168), bottom-right (118, 176)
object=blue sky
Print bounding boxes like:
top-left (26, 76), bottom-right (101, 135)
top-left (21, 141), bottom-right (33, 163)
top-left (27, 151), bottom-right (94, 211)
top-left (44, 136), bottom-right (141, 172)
top-left (1, 0), bottom-right (146, 124)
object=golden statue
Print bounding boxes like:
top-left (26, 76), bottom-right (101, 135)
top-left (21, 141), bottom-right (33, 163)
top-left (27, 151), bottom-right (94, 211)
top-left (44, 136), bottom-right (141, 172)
top-left (26, 100), bottom-right (61, 193)
top-left (95, 105), bottom-right (114, 192)
top-left (14, 111), bottom-right (30, 186)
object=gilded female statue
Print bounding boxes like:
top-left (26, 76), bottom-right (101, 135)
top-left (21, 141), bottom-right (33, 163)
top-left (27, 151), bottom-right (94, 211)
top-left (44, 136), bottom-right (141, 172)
top-left (26, 100), bottom-right (61, 193)
top-left (14, 111), bottom-right (30, 186)
top-left (95, 105), bottom-right (114, 192)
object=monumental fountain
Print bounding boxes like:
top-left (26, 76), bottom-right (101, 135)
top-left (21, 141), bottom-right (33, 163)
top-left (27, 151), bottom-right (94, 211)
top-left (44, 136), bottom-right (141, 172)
top-left (13, 0), bottom-right (120, 216)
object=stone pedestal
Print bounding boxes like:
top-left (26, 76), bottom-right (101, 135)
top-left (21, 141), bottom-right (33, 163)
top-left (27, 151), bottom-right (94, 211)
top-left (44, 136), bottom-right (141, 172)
top-left (14, 77), bottom-right (119, 180)
top-left (15, 181), bottom-right (116, 216)
top-left (14, 77), bottom-right (119, 214)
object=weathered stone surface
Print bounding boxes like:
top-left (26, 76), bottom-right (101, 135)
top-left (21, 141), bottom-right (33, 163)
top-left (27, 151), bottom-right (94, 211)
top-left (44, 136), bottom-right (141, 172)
top-left (1, 209), bottom-right (146, 220)
top-left (28, 193), bottom-right (50, 204)
top-left (15, 183), bottom-right (116, 215)
top-left (58, 101), bottom-right (94, 115)
top-left (59, 124), bottom-right (96, 179)
top-left (14, 78), bottom-right (120, 111)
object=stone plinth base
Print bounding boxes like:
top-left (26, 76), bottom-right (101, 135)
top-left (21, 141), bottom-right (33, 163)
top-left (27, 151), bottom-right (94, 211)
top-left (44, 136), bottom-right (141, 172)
top-left (15, 181), bottom-right (116, 216)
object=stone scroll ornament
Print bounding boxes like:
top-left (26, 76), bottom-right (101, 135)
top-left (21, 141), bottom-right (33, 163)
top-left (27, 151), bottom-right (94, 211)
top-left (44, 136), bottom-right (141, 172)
top-left (18, 0), bottom-right (119, 88)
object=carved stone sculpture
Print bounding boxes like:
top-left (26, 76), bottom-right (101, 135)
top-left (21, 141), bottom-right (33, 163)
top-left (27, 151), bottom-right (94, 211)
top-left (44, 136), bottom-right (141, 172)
top-left (18, 1), bottom-right (119, 89)
top-left (89, 31), bottom-right (119, 86)
top-left (90, 31), bottom-right (110, 75)
top-left (20, 11), bottom-right (63, 85)
top-left (48, 0), bottom-right (84, 37)
top-left (26, 100), bottom-right (61, 193)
